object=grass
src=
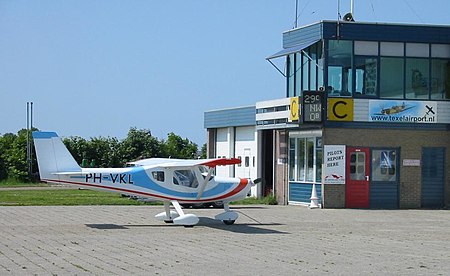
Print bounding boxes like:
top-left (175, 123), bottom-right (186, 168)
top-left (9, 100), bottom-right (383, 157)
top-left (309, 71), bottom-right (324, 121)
top-left (0, 179), bottom-right (49, 188)
top-left (0, 189), bottom-right (159, 206)
top-left (0, 181), bottom-right (277, 206)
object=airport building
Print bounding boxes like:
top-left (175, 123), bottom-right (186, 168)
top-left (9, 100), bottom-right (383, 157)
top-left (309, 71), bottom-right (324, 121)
top-left (204, 20), bottom-right (450, 208)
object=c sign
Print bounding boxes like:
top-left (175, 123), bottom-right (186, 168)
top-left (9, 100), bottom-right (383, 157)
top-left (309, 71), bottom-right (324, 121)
top-left (328, 98), bottom-right (354, 121)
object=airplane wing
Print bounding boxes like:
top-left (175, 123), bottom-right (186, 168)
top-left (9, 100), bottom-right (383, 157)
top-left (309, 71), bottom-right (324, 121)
top-left (199, 158), bottom-right (241, 167)
top-left (128, 157), bottom-right (241, 168)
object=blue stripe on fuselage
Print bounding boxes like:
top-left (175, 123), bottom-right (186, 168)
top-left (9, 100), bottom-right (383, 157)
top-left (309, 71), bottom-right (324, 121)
top-left (130, 167), bottom-right (234, 199)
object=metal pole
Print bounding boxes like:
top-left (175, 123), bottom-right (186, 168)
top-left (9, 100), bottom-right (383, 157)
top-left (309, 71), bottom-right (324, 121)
top-left (295, 0), bottom-right (298, 28)
top-left (26, 102), bottom-right (30, 179)
top-left (351, 0), bottom-right (354, 15)
top-left (30, 102), bottom-right (33, 178)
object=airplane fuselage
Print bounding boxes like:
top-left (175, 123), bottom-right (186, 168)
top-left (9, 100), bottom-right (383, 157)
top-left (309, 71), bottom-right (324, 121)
top-left (45, 166), bottom-right (251, 204)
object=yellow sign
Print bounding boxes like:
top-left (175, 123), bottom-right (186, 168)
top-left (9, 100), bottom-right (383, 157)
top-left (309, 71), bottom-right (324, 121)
top-left (328, 98), bottom-right (354, 121)
top-left (290, 97), bottom-right (299, 121)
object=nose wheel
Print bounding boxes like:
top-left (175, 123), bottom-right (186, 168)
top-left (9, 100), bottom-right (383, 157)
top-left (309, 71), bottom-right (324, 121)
top-left (223, 220), bottom-right (235, 225)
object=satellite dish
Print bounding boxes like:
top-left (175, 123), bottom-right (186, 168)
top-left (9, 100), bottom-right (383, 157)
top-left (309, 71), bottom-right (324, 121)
top-left (343, 12), bottom-right (354, 22)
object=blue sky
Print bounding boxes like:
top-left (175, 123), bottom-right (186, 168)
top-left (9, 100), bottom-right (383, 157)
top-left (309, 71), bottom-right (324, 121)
top-left (1, 0), bottom-right (449, 145)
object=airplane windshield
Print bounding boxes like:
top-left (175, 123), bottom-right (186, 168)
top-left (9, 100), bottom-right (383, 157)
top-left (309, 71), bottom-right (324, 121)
top-left (173, 170), bottom-right (199, 188)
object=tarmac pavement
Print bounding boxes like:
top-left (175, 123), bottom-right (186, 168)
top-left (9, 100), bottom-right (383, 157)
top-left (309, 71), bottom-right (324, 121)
top-left (0, 205), bottom-right (449, 275)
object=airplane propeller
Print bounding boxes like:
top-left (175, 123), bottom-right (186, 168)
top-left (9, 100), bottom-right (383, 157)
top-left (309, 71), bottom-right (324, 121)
top-left (252, 178), bottom-right (262, 185)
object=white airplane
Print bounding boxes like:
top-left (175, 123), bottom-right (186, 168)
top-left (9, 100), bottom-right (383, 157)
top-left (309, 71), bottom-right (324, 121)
top-left (33, 131), bottom-right (258, 227)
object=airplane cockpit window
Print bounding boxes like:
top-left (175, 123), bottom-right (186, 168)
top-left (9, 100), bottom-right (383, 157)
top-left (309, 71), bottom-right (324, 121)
top-left (152, 171), bottom-right (165, 182)
top-left (173, 170), bottom-right (199, 188)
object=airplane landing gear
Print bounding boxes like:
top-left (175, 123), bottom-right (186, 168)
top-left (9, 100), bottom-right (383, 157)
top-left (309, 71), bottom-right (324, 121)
top-left (215, 203), bottom-right (238, 225)
top-left (223, 220), bottom-right (235, 225)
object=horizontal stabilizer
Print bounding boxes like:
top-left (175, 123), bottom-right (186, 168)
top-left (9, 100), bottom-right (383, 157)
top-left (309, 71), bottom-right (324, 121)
top-left (52, 171), bottom-right (89, 176)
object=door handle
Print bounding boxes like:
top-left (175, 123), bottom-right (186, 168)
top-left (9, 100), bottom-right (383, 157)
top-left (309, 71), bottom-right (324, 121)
top-left (365, 176), bottom-right (370, 181)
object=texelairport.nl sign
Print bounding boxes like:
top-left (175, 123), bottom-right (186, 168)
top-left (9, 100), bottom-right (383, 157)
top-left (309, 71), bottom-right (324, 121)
top-left (368, 100), bottom-right (437, 123)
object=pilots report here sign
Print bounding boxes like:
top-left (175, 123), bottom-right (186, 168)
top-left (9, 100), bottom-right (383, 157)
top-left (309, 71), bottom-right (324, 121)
top-left (323, 145), bottom-right (346, 184)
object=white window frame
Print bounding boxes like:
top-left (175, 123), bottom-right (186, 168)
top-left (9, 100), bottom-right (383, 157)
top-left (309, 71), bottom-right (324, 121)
top-left (288, 130), bottom-right (322, 184)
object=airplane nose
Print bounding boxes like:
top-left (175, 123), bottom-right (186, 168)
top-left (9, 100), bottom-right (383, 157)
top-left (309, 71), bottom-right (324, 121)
top-left (239, 178), bottom-right (249, 185)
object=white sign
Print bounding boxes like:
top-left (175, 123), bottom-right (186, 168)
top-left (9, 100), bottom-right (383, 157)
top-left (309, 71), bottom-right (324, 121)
top-left (402, 159), bottom-right (421, 167)
top-left (323, 145), bottom-right (346, 184)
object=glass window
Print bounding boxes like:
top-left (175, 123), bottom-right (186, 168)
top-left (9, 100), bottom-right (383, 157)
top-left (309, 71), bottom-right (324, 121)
top-left (355, 41), bottom-right (378, 56)
top-left (245, 156), bottom-right (250, 167)
top-left (297, 138), bottom-right (305, 181)
top-left (306, 139), bottom-right (314, 182)
top-left (371, 150), bottom-right (397, 182)
top-left (431, 44), bottom-right (450, 58)
top-left (289, 138), bottom-right (296, 181)
top-left (350, 152), bottom-right (365, 181)
top-left (327, 40), bottom-right (353, 96)
top-left (431, 59), bottom-right (450, 100)
top-left (355, 56), bottom-right (378, 96)
top-left (318, 54), bottom-right (324, 89)
top-left (288, 137), bottom-right (321, 183)
top-left (302, 52), bottom-right (310, 91)
top-left (295, 52), bottom-right (302, 96)
top-left (173, 170), bottom-right (198, 188)
top-left (315, 148), bottom-right (322, 182)
top-left (406, 43), bottom-right (429, 57)
top-left (288, 54), bottom-right (295, 97)
top-left (152, 171), bottom-right (165, 182)
top-left (380, 42), bottom-right (404, 57)
top-left (310, 44), bottom-right (317, 91)
top-left (406, 58), bottom-right (429, 99)
top-left (380, 57), bottom-right (404, 98)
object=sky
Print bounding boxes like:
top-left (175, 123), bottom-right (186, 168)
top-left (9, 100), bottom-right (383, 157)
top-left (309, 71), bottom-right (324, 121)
top-left (1, 0), bottom-right (449, 145)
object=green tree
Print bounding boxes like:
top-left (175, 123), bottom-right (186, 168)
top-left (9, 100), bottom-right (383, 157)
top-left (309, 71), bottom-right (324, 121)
top-left (64, 136), bottom-right (124, 168)
top-left (162, 132), bottom-right (198, 159)
top-left (0, 133), bottom-right (13, 181)
top-left (200, 143), bottom-right (207, 159)
top-left (121, 128), bottom-right (161, 162)
top-left (63, 136), bottom-right (89, 165)
top-left (1, 130), bottom-right (29, 181)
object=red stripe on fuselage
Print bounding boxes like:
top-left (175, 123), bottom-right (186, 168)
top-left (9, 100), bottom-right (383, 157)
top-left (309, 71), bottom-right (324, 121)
top-left (42, 178), bottom-right (249, 203)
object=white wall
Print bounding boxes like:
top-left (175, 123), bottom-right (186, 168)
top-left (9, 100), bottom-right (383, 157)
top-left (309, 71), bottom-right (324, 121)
top-left (214, 126), bottom-right (260, 197)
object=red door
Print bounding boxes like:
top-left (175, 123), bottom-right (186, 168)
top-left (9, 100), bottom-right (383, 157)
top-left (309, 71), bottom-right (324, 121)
top-left (346, 147), bottom-right (370, 208)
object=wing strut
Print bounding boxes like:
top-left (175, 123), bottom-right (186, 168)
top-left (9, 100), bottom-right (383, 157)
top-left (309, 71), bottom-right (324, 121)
top-left (196, 167), bottom-right (214, 199)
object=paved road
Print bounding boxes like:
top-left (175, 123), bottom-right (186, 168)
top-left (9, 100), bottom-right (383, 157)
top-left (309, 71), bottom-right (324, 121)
top-left (0, 205), bottom-right (449, 275)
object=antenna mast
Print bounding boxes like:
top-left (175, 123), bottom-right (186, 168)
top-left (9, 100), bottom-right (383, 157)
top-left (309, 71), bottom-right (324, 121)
top-left (351, 0), bottom-right (354, 16)
top-left (337, 0), bottom-right (341, 39)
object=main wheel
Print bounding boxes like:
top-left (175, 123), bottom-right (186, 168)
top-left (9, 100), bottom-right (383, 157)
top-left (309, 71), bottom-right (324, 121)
top-left (223, 220), bottom-right (235, 225)
top-left (211, 201), bottom-right (224, 208)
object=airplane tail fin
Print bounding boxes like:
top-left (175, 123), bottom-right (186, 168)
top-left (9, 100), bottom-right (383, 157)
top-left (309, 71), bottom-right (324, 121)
top-left (32, 131), bottom-right (81, 182)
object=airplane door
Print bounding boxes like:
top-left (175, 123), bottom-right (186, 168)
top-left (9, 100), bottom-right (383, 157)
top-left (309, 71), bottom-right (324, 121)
top-left (346, 147), bottom-right (370, 208)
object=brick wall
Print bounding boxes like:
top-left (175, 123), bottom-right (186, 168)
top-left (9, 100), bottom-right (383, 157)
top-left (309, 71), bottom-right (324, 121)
top-left (274, 130), bottom-right (289, 205)
top-left (323, 128), bottom-right (450, 209)
top-left (322, 184), bottom-right (346, 208)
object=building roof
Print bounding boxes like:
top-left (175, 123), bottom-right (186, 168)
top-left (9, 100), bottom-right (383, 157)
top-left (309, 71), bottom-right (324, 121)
top-left (282, 20), bottom-right (450, 48)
